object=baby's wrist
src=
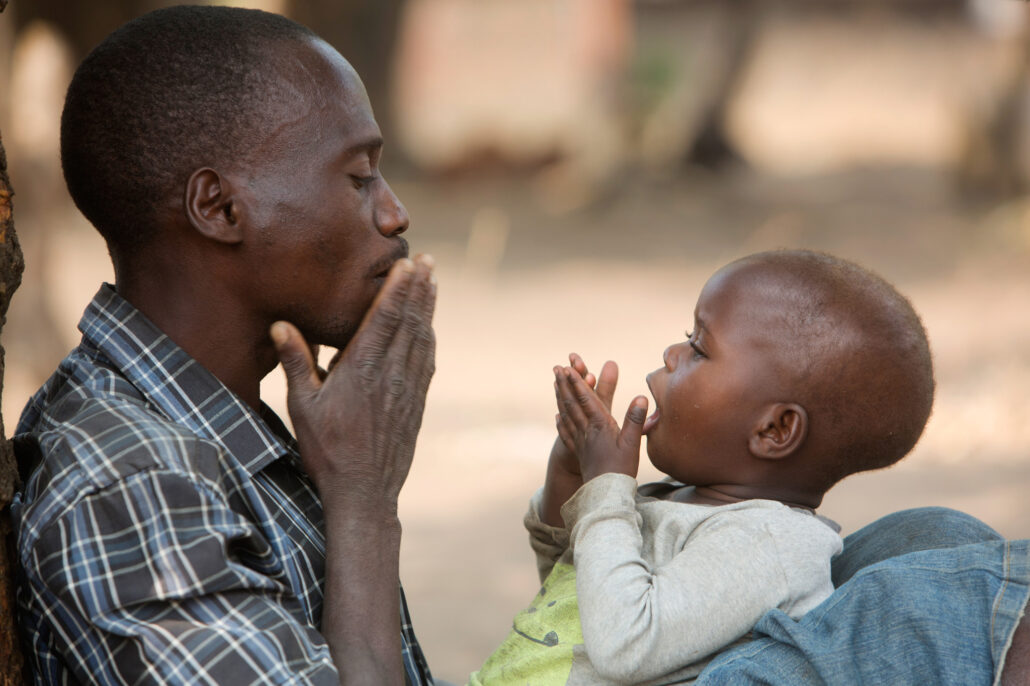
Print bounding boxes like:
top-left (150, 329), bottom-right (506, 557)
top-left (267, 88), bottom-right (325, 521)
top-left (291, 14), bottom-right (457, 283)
top-left (581, 461), bottom-right (636, 483)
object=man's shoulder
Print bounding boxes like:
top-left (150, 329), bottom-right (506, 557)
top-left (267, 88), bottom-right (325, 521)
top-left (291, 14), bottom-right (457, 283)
top-left (20, 345), bottom-right (207, 456)
top-left (15, 354), bottom-right (228, 535)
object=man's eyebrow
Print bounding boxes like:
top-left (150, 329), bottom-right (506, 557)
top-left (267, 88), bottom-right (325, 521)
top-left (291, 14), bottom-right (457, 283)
top-left (341, 136), bottom-right (384, 159)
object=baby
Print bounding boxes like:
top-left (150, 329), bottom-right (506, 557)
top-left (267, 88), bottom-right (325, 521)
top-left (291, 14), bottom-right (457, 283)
top-left (469, 250), bottom-right (935, 685)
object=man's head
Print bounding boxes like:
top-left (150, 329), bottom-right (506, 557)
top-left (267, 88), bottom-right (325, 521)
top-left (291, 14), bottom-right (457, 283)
top-left (644, 250), bottom-right (934, 499)
top-left (62, 6), bottom-right (409, 350)
top-left (62, 6), bottom-right (314, 258)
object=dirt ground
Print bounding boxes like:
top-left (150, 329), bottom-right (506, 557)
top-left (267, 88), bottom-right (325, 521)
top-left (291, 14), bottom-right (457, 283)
top-left (5, 165), bottom-right (1030, 681)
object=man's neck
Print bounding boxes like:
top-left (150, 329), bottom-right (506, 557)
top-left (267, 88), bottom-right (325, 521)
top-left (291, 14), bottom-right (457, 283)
top-left (115, 275), bottom-right (275, 411)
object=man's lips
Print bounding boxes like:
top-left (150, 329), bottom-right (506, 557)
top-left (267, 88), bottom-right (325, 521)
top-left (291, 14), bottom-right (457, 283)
top-left (369, 240), bottom-right (410, 280)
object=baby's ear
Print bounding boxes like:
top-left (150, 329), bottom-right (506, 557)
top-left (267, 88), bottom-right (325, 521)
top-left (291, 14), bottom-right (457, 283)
top-left (749, 403), bottom-right (808, 460)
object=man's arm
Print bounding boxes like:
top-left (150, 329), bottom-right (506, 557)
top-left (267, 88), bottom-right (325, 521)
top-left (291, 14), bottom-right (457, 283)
top-left (272, 255), bottom-right (436, 686)
top-left (20, 454), bottom-right (341, 686)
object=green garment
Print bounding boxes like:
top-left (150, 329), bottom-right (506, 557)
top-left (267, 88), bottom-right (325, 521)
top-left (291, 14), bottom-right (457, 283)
top-left (468, 562), bottom-right (582, 686)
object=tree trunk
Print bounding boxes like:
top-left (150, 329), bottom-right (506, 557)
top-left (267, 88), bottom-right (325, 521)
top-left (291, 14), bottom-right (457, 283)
top-left (0, 8), bottom-right (28, 684)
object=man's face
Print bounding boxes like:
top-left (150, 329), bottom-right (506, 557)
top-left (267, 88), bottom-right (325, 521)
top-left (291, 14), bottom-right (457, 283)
top-left (643, 262), bottom-right (788, 486)
top-left (235, 38), bottom-right (409, 350)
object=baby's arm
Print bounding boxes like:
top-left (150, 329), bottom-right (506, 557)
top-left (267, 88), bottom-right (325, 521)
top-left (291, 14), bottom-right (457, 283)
top-left (553, 364), bottom-right (647, 482)
top-left (567, 494), bottom-right (838, 682)
top-left (539, 354), bottom-right (618, 527)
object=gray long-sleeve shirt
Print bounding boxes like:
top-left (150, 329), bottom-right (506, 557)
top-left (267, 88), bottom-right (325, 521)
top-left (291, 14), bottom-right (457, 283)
top-left (471, 474), bottom-right (842, 686)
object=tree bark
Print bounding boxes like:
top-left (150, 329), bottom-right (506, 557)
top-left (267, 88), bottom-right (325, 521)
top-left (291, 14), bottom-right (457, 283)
top-left (0, 7), bottom-right (28, 682)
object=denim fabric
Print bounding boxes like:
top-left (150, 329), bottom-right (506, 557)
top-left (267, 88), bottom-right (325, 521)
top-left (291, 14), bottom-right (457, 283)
top-left (698, 508), bottom-right (1028, 685)
top-left (832, 506), bottom-right (1003, 586)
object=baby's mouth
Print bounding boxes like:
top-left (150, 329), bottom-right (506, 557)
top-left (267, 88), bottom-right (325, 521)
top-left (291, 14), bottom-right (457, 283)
top-left (643, 375), bottom-right (660, 435)
top-left (643, 406), bottom-right (660, 435)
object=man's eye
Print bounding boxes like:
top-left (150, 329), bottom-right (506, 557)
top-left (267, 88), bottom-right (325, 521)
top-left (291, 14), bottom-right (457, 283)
top-left (351, 174), bottom-right (376, 189)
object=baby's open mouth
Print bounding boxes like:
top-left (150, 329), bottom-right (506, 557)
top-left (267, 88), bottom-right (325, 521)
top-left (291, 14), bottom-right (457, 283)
top-left (643, 406), bottom-right (660, 435)
top-left (643, 376), bottom-right (659, 434)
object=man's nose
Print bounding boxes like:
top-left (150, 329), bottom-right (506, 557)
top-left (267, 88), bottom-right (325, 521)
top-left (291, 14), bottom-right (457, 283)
top-left (663, 345), bottom-right (674, 370)
top-left (374, 179), bottom-right (409, 236)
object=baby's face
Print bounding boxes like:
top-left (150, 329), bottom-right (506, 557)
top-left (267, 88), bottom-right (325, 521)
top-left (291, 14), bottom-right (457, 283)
top-left (644, 262), bottom-right (789, 486)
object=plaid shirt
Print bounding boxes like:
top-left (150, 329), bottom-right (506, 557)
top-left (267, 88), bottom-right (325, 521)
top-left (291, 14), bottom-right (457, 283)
top-left (12, 284), bottom-right (433, 686)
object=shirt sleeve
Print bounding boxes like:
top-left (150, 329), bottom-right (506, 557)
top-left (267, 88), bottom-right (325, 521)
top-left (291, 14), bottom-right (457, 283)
top-left (561, 473), bottom-right (840, 684)
top-left (523, 487), bottom-right (572, 583)
top-left (22, 464), bottom-right (339, 686)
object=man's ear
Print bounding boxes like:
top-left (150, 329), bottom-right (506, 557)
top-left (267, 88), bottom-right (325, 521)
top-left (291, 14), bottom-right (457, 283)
top-left (748, 403), bottom-right (808, 460)
top-left (184, 167), bottom-right (243, 244)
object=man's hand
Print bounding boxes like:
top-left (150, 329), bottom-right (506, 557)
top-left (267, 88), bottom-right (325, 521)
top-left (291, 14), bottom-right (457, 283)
top-left (554, 363), bottom-right (647, 483)
top-left (270, 253), bottom-right (436, 686)
top-left (271, 254), bottom-right (436, 509)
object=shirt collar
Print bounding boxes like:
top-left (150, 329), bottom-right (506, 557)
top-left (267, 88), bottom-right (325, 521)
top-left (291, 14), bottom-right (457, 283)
top-left (78, 283), bottom-right (297, 474)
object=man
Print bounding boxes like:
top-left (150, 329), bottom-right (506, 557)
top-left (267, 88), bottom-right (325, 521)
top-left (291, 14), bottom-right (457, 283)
top-left (14, 6), bottom-right (434, 684)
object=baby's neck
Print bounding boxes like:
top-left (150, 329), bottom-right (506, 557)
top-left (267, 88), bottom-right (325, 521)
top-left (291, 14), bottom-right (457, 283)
top-left (675, 484), bottom-right (820, 512)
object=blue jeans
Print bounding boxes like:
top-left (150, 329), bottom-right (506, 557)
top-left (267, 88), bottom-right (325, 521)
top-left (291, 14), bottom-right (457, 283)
top-left (698, 507), bottom-right (1029, 685)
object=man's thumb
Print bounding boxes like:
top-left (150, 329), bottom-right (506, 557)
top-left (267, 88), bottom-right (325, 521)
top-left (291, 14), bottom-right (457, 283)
top-left (271, 321), bottom-right (320, 396)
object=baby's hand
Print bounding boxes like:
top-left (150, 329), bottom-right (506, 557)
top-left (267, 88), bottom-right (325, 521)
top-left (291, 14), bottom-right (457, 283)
top-left (554, 363), bottom-right (647, 482)
top-left (547, 354), bottom-right (616, 477)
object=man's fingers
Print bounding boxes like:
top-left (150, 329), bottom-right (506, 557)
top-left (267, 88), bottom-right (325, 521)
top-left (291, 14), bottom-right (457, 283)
top-left (271, 321), bottom-right (322, 398)
top-left (310, 344), bottom-right (329, 382)
top-left (417, 255), bottom-right (438, 323)
top-left (402, 255), bottom-right (438, 394)
top-left (348, 257), bottom-right (415, 362)
top-left (595, 361), bottom-right (619, 411)
top-left (619, 395), bottom-right (648, 450)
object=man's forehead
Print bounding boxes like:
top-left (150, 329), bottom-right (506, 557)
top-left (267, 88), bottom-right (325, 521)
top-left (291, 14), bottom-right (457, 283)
top-left (266, 37), bottom-right (367, 107)
top-left (246, 38), bottom-right (378, 151)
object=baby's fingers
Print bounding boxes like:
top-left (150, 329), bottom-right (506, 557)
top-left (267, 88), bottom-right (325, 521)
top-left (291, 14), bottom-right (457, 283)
top-left (595, 361), bottom-right (619, 411)
top-left (565, 366), bottom-right (613, 425)
top-left (555, 367), bottom-right (589, 430)
top-left (555, 413), bottom-right (577, 455)
top-left (569, 353), bottom-right (596, 390)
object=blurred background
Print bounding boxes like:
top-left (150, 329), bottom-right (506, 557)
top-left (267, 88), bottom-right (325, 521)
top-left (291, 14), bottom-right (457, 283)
top-left (2, 0), bottom-right (1030, 680)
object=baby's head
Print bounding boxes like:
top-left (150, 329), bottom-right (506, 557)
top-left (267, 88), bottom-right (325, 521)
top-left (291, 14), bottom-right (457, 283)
top-left (643, 250), bottom-right (933, 506)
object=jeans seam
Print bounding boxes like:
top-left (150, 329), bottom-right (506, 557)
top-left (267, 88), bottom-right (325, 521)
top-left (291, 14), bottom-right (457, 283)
top-left (992, 541), bottom-right (1030, 686)
top-left (989, 541), bottom-right (1011, 658)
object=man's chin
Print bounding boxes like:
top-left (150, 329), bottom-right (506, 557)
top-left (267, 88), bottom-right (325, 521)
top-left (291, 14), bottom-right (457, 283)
top-left (303, 321), bottom-right (358, 353)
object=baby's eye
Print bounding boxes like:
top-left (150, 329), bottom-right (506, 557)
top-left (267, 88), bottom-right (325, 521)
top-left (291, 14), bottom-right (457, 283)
top-left (685, 332), bottom-right (706, 360)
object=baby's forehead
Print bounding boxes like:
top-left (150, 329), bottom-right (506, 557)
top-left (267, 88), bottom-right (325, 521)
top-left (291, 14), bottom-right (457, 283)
top-left (700, 260), bottom-right (813, 312)
top-left (699, 259), bottom-right (864, 339)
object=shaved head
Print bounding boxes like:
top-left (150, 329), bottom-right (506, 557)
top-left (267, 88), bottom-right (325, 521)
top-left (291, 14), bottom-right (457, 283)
top-left (61, 5), bottom-right (318, 260)
top-left (721, 250), bottom-right (934, 487)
